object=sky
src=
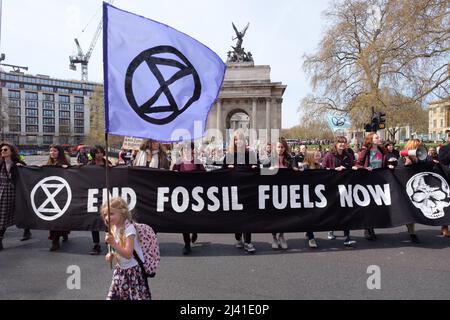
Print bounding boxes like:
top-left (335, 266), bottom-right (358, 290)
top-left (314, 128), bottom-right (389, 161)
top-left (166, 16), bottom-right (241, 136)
top-left (0, 0), bottom-right (331, 129)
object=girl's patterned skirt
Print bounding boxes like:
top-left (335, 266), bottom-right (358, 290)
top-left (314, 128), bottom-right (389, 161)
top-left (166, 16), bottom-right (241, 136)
top-left (107, 265), bottom-right (151, 300)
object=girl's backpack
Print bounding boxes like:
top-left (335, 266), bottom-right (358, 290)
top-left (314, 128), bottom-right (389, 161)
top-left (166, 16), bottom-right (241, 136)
top-left (129, 221), bottom-right (160, 278)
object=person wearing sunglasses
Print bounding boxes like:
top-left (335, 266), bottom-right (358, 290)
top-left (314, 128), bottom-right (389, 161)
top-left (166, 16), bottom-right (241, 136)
top-left (0, 142), bottom-right (27, 251)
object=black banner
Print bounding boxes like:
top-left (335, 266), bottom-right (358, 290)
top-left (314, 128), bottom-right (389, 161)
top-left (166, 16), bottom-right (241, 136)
top-left (14, 164), bottom-right (450, 232)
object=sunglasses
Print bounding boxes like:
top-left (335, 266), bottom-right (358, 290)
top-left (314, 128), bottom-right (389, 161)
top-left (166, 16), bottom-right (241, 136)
top-left (1, 148), bottom-right (10, 152)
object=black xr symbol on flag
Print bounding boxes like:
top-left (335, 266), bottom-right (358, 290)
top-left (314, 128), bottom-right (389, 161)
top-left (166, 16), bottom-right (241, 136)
top-left (124, 46), bottom-right (201, 125)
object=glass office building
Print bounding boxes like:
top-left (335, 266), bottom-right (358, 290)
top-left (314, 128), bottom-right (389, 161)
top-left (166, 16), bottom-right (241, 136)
top-left (0, 70), bottom-right (101, 146)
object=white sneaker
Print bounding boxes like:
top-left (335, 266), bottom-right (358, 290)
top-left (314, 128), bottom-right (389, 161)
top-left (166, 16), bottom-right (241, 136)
top-left (308, 239), bottom-right (318, 248)
top-left (244, 243), bottom-right (256, 253)
top-left (279, 237), bottom-right (288, 250)
top-left (271, 239), bottom-right (279, 250)
top-left (344, 237), bottom-right (356, 247)
top-left (327, 231), bottom-right (336, 240)
top-left (235, 239), bottom-right (244, 248)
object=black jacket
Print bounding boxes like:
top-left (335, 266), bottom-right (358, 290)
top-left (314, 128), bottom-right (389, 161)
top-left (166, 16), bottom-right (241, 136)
top-left (0, 159), bottom-right (26, 184)
top-left (438, 144), bottom-right (450, 166)
top-left (224, 149), bottom-right (259, 170)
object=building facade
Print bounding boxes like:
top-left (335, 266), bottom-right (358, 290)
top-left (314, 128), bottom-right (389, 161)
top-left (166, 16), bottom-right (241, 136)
top-left (0, 71), bottom-right (100, 146)
top-left (206, 62), bottom-right (286, 145)
top-left (428, 99), bottom-right (450, 141)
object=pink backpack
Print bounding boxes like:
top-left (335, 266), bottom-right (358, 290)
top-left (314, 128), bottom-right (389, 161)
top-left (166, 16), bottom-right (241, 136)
top-left (129, 221), bottom-right (160, 277)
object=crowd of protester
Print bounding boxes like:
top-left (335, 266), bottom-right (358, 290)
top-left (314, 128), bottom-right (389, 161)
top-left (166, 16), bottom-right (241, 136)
top-left (2, 133), bottom-right (450, 300)
top-left (1, 133), bottom-right (450, 256)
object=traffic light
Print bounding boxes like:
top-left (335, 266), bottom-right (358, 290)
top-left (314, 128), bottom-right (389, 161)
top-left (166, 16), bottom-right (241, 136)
top-left (378, 112), bottom-right (386, 129)
top-left (371, 113), bottom-right (380, 130)
top-left (364, 111), bottom-right (386, 132)
top-left (364, 123), bottom-right (373, 132)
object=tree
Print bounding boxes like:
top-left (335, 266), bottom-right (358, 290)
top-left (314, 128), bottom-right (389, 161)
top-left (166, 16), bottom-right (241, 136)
top-left (0, 97), bottom-right (9, 141)
top-left (302, 0), bottom-right (449, 129)
top-left (84, 87), bottom-right (122, 147)
top-left (347, 91), bottom-right (428, 140)
top-left (58, 123), bottom-right (73, 145)
top-left (282, 118), bottom-right (334, 140)
top-left (85, 86), bottom-right (105, 145)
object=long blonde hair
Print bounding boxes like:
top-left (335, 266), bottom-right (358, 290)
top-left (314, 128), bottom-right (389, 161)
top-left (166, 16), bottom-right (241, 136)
top-left (303, 151), bottom-right (317, 169)
top-left (228, 130), bottom-right (247, 154)
top-left (403, 139), bottom-right (422, 163)
top-left (101, 197), bottom-right (132, 223)
top-left (100, 197), bottom-right (133, 249)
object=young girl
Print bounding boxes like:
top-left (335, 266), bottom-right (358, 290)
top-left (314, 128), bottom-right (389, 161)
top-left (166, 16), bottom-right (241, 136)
top-left (102, 197), bottom-right (151, 300)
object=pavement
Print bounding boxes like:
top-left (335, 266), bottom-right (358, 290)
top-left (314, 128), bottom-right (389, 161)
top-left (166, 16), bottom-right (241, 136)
top-left (2, 155), bottom-right (449, 300)
top-left (1, 225), bottom-right (449, 300)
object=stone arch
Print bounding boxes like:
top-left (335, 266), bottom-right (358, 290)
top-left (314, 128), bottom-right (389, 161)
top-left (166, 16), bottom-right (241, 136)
top-left (226, 108), bottom-right (250, 131)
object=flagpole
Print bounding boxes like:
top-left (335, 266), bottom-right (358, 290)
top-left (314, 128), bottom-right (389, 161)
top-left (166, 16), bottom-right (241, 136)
top-left (105, 132), bottom-right (112, 269)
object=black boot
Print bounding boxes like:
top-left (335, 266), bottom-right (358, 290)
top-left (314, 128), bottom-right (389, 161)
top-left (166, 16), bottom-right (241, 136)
top-left (50, 239), bottom-right (60, 251)
top-left (0, 229), bottom-right (4, 251)
top-left (182, 243), bottom-right (191, 255)
top-left (90, 244), bottom-right (101, 255)
top-left (364, 228), bottom-right (376, 241)
top-left (410, 234), bottom-right (420, 244)
top-left (21, 229), bottom-right (32, 241)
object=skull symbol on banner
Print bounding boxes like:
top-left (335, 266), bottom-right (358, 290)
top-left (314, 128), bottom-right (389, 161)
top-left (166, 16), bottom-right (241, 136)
top-left (406, 172), bottom-right (450, 219)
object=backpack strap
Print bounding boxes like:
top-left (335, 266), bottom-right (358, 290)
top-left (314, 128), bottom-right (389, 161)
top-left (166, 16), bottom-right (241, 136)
top-left (133, 250), bottom-right (151, 293)
top-left (132, 250), bottom-right (147, 277)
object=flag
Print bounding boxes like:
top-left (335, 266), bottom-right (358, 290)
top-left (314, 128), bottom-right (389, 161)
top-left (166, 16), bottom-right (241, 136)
top-left (326, 113), bottom-right (351, 132)
top-left (103, 2), bottom-right (226, 142)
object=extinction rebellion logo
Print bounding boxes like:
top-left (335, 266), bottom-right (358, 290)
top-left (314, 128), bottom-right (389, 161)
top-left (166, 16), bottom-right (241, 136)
top-left (406, 172), bottom-right (450, 219)
top-left (30, 176), bottom-right (72, 221)
top-left (124, 45), bottom-right (201, 125)
top-left (331, 116), bottom-right (346, 127)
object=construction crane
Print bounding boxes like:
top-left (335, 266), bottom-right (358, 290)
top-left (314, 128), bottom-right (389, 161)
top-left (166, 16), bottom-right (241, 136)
top-left (0, 62), bottom-right (28, 73)
top-left (69, 0), bottom-right (114, 82)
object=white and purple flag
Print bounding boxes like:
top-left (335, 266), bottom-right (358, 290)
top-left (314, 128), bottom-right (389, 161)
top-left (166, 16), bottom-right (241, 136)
top-left (103, 2), bottom-right (226, 141)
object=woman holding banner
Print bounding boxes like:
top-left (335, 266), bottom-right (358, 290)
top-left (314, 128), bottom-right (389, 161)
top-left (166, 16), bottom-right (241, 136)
top-left (225, 130), bottom-right (258, 254)
top-left (172, 141), bottom-right (205, 255)
top-left (301, 151), bottom-right (322, 248)
top-left (355, 132), bottom-right (389, 241)
top-left (263, 138), bottom-right (294, 250)
top-left (322, 136), bottom-right (357, 247)
top-left (398, 139), bottom-right (427, 244)
top-left (0, 142), bottom-right (27, 251)
top-left (133, 139), bottom-right (170, 169)
top-left (87, 145), bottom-right (112, 255)
top-left (46, 145), bottom-right (71, 251)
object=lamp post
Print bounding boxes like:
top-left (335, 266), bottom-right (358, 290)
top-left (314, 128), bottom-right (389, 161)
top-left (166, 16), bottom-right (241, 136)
top-left (0, 0), bottom-right (4, 62)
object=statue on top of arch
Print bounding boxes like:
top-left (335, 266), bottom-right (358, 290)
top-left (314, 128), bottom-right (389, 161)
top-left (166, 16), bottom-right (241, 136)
top-left (227, 22), bottom-right (254, 63)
